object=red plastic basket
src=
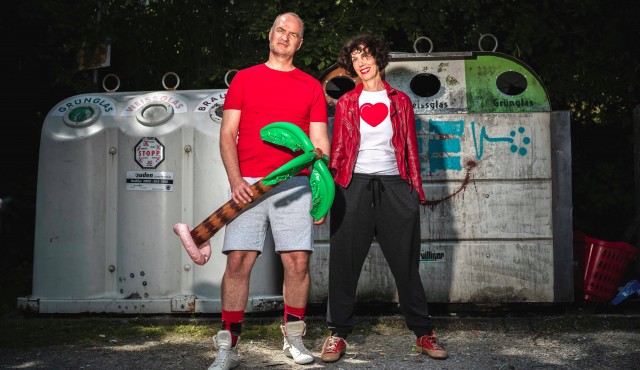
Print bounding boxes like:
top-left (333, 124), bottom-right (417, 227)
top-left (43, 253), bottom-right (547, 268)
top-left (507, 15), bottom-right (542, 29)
top-left (582, 235), bottom-right (638, 302)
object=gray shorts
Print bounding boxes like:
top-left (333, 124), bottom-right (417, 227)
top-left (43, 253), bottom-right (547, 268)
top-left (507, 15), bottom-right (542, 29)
top-left (222, 176), bottom-right (314, 254)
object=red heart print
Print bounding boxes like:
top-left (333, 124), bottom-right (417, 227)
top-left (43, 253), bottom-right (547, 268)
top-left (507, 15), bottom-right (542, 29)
top-left (360, 103), bottom-right (388, 127)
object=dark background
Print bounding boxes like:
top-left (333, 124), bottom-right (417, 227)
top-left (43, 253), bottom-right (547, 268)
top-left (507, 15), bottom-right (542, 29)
top-left (2, 0), bottom-right (639, 315)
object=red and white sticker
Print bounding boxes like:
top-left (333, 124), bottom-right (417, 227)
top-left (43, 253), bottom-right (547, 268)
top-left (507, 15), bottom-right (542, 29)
top-left (135, 137), bottom-right (165, 169)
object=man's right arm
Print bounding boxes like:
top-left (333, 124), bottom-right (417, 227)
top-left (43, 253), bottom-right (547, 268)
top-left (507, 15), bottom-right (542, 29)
top-left (219, 109), bottom-right (254, 204)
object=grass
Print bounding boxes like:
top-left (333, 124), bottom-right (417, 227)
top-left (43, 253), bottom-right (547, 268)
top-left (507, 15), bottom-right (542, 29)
top-left (0, 316), bottom-right (214, 348)
top-left (2, 302), bottom-right (640, 349)
top-left (0, 313), bottom-right (411, 349)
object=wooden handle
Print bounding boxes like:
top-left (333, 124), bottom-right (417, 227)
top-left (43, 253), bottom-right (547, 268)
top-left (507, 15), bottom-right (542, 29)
top-left (189, 180), bottom-right (276, 245)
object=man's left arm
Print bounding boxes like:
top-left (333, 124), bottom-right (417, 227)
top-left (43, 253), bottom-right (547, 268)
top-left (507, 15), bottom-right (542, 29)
top-left (309, 120), bottom-right (330, 225)
top-left (309, 121), bottom-right (330, 158)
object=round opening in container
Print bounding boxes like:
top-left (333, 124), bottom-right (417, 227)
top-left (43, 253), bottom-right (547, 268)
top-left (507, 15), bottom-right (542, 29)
top-left (135, 102), bottom-right (174, 126)
top-left (496, 71), bottom-right (527, 96)
top-left (409, 73), bottom-right (441, 98)
top-left (319, 65), bottom-right (361, 106)
top-left (63, 104), bottom-right (100, 128)
top-left (326, 76), bottom-right (356, 101)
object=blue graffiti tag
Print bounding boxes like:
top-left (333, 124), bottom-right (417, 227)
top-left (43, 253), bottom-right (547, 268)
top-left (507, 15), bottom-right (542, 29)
top-left (417, 119), bottom-right (532, 173)
top-left (471, 122), bottom-right (530, 160)
top-left (426, 119), bottom-right (464, 172)
top-left (509, 127), bottom-right (530, 156)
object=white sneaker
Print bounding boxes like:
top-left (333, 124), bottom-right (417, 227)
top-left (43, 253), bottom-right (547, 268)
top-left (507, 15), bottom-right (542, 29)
top-left (281, 321), bottom-right (314, 364)
top-left (208, 330), bottom-right (240, 370)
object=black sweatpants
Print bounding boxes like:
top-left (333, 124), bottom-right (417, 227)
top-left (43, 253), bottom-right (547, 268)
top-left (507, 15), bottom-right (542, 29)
top-left (326, 173), bottom-right (434, 338)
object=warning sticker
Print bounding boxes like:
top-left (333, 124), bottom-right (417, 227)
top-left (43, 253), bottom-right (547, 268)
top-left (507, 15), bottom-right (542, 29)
top-left (126, 171), bottom-right (174, 191)
top-left (134, 137), bottom-right (165, 169)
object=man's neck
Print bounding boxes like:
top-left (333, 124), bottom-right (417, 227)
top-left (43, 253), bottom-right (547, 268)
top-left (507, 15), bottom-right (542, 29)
top-left (265, 55), bottom-right (295, 72)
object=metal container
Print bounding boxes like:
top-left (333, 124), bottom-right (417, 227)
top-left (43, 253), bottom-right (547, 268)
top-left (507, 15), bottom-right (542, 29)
top-left (312, 41), bottom-right (572, 304)
top-left (19, 75), bottom-right (283, 314)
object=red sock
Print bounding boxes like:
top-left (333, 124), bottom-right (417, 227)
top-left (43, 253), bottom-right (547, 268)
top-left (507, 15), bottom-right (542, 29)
top-left (221, 309), bottom-right (244, 347)
top-left (284, 304), bottom-right (306, 323)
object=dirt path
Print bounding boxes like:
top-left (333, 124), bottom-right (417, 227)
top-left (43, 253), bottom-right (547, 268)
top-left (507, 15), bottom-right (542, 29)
top-left (2, 313), bottom-right (640, 369)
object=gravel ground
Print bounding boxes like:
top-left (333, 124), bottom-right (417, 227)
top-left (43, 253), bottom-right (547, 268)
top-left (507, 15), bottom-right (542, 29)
top-left (2, 308), bottom-right (640, 370)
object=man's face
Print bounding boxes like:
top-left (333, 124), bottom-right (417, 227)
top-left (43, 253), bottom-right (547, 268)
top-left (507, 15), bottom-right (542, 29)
top-left (268, 14), bottom-right (303, 58)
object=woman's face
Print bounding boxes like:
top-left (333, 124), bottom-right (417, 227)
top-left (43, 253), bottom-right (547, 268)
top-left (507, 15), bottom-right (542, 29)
top-left (350, 46), bottom-right (379, 83)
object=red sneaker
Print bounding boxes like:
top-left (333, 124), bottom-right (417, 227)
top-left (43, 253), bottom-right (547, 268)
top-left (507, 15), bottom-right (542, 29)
top-left (416, 331), bottom-right (448, 359)
top-left (321, 335), bottom-right (347, 363)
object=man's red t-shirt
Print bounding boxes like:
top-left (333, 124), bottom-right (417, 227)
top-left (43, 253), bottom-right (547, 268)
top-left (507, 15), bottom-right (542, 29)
top-left (224, 64), bottom-right (327, 177)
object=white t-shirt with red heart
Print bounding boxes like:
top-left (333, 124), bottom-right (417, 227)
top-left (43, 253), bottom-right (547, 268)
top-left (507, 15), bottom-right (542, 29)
top-left (355, 90), bottom-right (400, 175)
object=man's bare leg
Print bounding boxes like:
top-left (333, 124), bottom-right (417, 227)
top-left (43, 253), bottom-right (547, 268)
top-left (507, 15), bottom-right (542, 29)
top-left (221, 250), bottom-right (258, 310)
top-left (281, 250), bottom-right (311, 307)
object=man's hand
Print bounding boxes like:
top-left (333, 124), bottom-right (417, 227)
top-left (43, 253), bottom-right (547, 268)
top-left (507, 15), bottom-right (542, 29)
top-left (229, 176), bottom-right (254, 204)
top-left (313, 216), bottom-right (327, 225)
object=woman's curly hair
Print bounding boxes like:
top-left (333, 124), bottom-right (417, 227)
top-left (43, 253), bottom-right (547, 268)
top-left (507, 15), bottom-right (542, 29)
top-left (337, 34), bottom-right (389, 77)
